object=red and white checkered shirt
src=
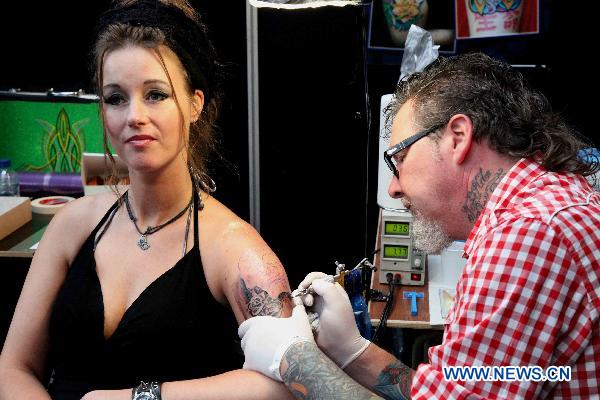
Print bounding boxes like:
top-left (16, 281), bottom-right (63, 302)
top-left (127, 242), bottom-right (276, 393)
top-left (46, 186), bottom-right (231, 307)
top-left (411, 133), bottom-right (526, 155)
top-left (412, 158), bottom-right (600, 399)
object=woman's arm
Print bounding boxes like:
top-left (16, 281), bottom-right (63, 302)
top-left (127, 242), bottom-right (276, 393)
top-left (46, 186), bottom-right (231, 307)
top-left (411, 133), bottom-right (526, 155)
top-left (222, 221), bottom-right (292, 321)
top-left (200, 196), bottom-right (293, 322)
top-left (83, 370), bottom-right (295, 400)
top-left (0, 197), bottom-right (97, 400)
top-left (230, 241), bottom-right (293, 321)
top-left (161, 370), bottom-right (294, 400)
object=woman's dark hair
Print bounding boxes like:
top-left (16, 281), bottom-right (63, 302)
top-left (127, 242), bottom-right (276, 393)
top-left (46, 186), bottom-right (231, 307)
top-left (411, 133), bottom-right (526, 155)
top-left (386, 52), bottom-right (598, 176)
top-left (92, 0), bottom-right (222, 192)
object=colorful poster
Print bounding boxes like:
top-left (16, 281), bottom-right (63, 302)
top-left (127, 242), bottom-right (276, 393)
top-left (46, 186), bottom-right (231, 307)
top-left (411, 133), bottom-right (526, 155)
top-left (369, 0), bottom-right (456, 52)
top-left (456, 0), bottom-right (539, 39)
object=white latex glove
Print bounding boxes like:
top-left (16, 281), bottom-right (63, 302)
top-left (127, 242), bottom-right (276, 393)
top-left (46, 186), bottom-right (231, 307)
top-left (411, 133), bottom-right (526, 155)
top-left (296, 272), bottom-right (370, 369)
top-left (238, 303), bottom-right (314, 382)
top-left (294, 272), bottom-right (334, 307)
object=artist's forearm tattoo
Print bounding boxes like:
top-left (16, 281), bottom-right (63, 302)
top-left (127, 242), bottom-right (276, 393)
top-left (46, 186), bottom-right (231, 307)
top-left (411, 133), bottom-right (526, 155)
top-left (373, 361), bottom-right (414, 400)
top-left (240, 278), bottom-right (291, 317)
top-left (282, 341), bottom-right (381, 400)
top-left (463, 167), bottom-right (505, 222)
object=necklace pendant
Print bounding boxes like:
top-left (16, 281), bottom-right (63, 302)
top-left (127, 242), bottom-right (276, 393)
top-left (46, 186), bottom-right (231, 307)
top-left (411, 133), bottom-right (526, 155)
top-left (137, 234), bottom-right (150, 251)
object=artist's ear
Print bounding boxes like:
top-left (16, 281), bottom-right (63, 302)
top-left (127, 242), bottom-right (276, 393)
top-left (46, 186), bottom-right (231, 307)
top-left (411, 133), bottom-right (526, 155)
top-left (447, 114), bottom-right (473, 165)
top-left (190, 89), bottom-right (204, 123)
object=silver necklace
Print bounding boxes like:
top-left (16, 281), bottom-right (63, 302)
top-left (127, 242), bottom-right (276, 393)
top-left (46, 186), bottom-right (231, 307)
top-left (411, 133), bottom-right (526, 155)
top-left (123, 191), bottom-right (193, 250)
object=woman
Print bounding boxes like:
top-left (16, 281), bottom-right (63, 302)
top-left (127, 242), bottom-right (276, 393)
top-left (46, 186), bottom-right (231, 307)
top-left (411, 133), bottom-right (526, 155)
top-left (0, 1), bottom-right (294, 399)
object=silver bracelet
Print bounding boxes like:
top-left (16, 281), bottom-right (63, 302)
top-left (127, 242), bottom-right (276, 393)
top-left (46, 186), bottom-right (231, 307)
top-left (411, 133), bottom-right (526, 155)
top-left (132, 381), bottom-right (161, 400)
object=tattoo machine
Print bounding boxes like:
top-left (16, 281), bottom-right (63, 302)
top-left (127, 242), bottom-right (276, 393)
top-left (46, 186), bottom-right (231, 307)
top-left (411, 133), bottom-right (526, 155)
top-left (291, 273), bottom-right (341, 298)
top-left (292, 258), bottom-right (375, 297)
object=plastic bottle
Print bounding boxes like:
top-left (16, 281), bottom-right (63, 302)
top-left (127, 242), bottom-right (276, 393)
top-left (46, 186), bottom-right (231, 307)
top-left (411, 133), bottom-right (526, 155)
top-left (0, 159), bottom-right (20, 196)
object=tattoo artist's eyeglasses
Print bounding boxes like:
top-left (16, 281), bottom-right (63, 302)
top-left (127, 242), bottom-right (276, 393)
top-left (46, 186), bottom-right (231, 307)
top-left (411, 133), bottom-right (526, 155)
top-left (383, 123), bottom-right (445, 179)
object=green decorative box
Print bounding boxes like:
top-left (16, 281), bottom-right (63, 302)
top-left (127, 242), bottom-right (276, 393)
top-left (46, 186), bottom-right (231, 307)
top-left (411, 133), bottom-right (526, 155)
top-left (0, 91), bottom-right (106, 173)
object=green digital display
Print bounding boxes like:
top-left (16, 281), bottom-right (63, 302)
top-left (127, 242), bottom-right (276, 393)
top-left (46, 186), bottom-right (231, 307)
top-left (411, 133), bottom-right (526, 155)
top-left (383, 244), bottom-right (409, 259)
top-left (384, 221), bottom-right (410, 236)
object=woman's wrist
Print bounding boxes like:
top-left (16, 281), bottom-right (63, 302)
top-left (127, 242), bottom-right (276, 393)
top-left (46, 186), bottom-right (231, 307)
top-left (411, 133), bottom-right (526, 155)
top-left (132, 381), bottom-right (162, 400)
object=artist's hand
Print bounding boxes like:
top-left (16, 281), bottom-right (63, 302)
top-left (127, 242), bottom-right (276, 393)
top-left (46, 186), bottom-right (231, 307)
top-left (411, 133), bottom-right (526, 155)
top-left (238, 302), bottom-right (314, 382)
top-left (81, 388), bottom-right (130, 400)
top-left (296, 272), bottom-right (370, 369)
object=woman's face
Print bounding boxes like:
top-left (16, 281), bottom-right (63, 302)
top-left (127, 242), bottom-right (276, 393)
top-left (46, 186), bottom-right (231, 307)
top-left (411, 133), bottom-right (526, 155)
top-left (101, 44), bottom-right (203, 174)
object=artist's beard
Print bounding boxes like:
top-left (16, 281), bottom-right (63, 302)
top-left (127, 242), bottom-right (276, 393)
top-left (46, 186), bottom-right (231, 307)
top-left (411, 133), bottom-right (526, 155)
top-left (411, 209), bottom-right (453, 255)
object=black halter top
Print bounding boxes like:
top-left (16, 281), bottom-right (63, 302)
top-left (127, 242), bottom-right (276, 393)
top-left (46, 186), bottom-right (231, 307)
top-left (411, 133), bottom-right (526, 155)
top-left (47, 191), bottom-right (242, 400)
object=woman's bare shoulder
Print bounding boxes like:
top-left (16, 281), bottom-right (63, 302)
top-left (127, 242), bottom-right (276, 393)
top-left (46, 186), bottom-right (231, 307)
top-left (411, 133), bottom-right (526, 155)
top-left (55, 191), bottom-right (119, 228)
top-left (199, 194), bottom-right (292, 321)
top-left (42, 191), bottom-right (121, 263)
top-left (200, 194), bottom-right (261, 247)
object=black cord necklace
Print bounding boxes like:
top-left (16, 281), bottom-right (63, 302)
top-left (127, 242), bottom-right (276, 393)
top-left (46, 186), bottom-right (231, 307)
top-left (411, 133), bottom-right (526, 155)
top-left (124, 191), bottom-right (193, 251)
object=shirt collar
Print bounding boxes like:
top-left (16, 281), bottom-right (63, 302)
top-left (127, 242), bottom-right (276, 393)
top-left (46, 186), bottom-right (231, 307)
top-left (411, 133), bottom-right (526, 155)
top-left (463, 158), bottom-right (546, 257)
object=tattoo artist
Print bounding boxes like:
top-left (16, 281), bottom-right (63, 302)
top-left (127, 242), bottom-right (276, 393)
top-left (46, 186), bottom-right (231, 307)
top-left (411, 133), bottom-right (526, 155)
top-left (238, 53), bottom-right (600, 399)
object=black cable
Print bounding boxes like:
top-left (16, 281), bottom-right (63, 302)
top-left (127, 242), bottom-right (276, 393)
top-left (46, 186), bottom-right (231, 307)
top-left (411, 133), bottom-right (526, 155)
top-left (373, 284), bottom-right (393, 343)
top-left (358, 2), bottom-right (373, 260)
top-left (380, 280), bottom-right (395, 328)
top-left (372, 275), bottom-right (396, 344)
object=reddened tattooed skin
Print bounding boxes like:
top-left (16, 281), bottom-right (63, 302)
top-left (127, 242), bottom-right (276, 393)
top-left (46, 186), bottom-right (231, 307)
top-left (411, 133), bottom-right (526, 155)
top-left (234, 250), bottom-right (292, 318)
top-left (239, 278), bottom-right (292, 317)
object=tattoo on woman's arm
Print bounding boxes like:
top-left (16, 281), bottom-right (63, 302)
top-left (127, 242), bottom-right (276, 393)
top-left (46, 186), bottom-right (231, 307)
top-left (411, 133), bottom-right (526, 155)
top-left (240, 278), bottom-right (291, 317)
top-left (373, 361), bottom-right (414, 400)
top-left (282, 341), bottom-right (381, 400)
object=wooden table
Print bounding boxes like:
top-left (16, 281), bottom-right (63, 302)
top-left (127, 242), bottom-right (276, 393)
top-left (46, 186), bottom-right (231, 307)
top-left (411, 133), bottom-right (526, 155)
top-left (0, 213), bottom-right (52, 258)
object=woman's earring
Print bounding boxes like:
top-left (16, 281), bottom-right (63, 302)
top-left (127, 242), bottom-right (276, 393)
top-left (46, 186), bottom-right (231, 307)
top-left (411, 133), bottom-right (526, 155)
top-left (200, 175), bottom-right (217, 193)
